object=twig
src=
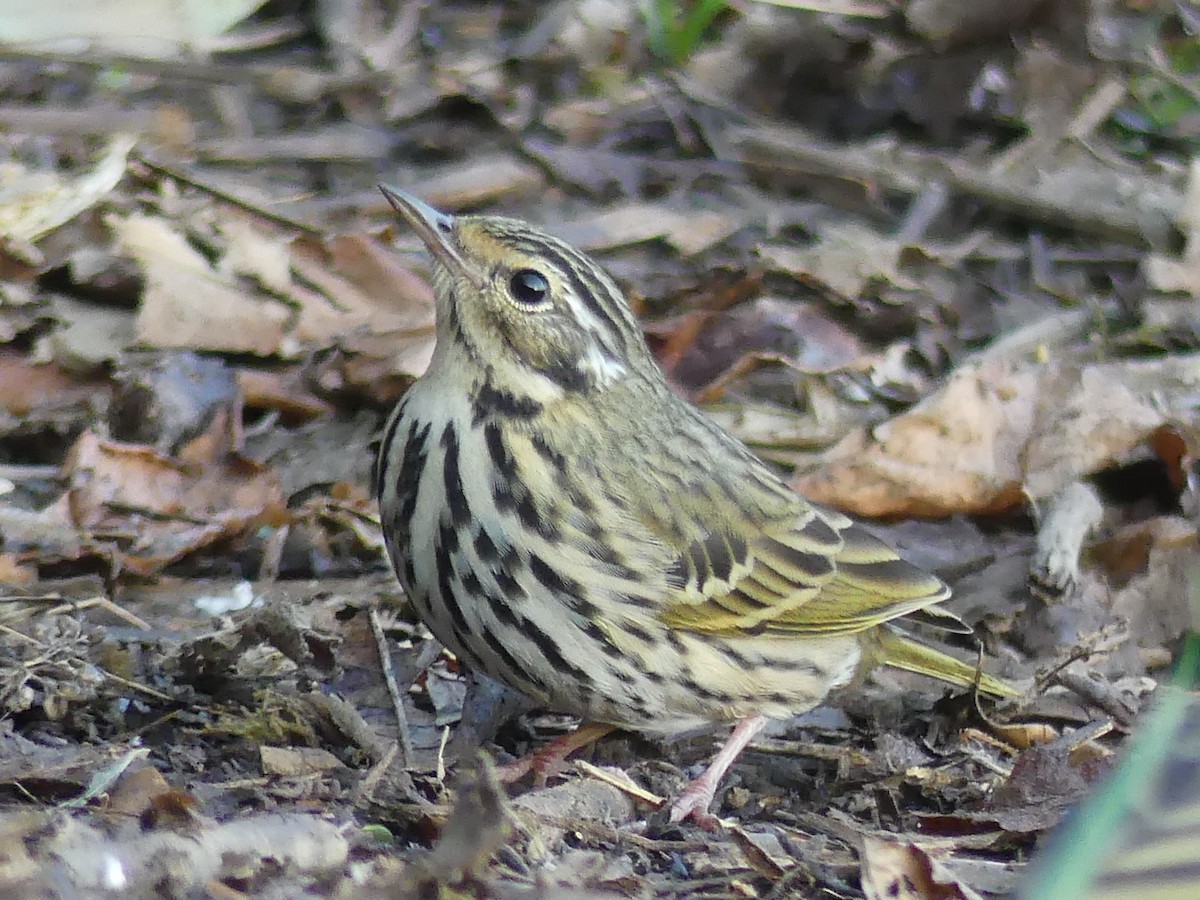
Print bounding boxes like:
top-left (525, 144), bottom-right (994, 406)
top-left (369, 606), bottom-right (414, 766)
top-left (574, 759), bottom-right (664, 807)
top-left (0, 622), bottom-right (172, 702)
top-left (101, 669), bottom-right (173, 703)
top-left (0, 464), bottom-right (61, 481)
top-left (131, 153), bottom-right (323, 235)
top-left (731, 123), bottom-right (1178, 247)
top-left (43, 596), bottom-right (152, 631)
top-left (1053, 671), bottom-right (1137, 728)
top-left (355, 741), bottom-right (400, 804)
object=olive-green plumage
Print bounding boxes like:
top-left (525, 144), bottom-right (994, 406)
top-left (376, 186), bottom-right (1015, 823)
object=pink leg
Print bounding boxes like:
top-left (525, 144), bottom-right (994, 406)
top-left (669, 715), bottom-right (770, 828)
top-left (497, 722), bottom-right (616, 786)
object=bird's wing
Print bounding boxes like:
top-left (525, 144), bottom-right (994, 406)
top-left (658, 503), bottom-right (963, 638)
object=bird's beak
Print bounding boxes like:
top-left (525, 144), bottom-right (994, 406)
top-left (379, 185), bottom-right (478, 285)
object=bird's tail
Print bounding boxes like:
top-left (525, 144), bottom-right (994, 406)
top-left (873, 626), bottom-right (1019, 699)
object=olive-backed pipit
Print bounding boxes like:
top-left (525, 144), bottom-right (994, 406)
top-left (376, 186), bottom-right (1015, 825)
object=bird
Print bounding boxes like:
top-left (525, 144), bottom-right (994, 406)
top-left (374, 185), bottom-right (1017, 826)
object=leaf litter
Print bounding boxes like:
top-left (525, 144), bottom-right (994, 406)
top-left (1, 1), bottom-right (1199, 897)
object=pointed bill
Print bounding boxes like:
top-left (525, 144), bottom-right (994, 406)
top-left (379, 185), bottom-right (481, 287)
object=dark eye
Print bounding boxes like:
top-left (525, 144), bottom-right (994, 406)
top-left (509, 269), bottom-right (550, 306)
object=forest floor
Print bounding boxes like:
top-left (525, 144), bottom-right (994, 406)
top-left (1, 2), bottom-right (1198, 897)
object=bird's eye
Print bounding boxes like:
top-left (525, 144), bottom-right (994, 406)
top-left (509, 269), bottom-right (550, 306)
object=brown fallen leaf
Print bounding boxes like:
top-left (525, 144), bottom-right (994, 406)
top-left (0, 351), bottom-right (109, 418)
top-left (795, 354), bottom-right (1200, 517)
top-left (111, 213), bottom-right (291, 357)
top-left (860, 837), bottom-right (983, 900)
top-left (62, 430), bottom-right (285, 576)
top-left (289, 232), bottom-right (436, 399)
top-left (260, 746), bottom-right (342, 777)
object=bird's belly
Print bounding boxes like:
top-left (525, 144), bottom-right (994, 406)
top-left (381, 394), bottom-right (864, 738)
top-left (586, 630), bottom-right (865, 736)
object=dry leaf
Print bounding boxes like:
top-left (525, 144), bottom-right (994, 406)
top-left (795, 354), bottom-right (1200, 517)
top-left (0, 135), bottom-right (134, 262)
top-left (110, 213), bottom-right (291, 357)
top-left (860, 837), bottom-right (983, 900)
top-left (62, 430), bottom-right (284, 576)
top-left (260, 746), bottom-right (341, 777)
top-left (0, 0), bottom-right (270, 57)
top-left (759, 224), bottom-right (921, 299)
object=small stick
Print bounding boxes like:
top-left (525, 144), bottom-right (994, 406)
top-left (369, 606), bottom-right (414, 766)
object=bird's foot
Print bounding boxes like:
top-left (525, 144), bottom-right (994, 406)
top-left (666, 715), bottom-right (771, 829)
top-left (497, 722), bottom-right (615, 787)
top-left (668, 778), bottom-right (722, 830)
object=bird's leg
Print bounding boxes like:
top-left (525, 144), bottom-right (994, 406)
top-left (497, 722), bottom-right (616, 786)
top-left (669, 715), bottom-right (770, 828)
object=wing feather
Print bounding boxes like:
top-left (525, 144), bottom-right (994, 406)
top-left (659, 505), bottom-right (954, 639)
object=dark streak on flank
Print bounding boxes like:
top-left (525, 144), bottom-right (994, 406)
top-left (438, 519), bottom-right (460, 555)
top-left (513, 491), bottom-right (539, 530)
top-left (720, 643), bottom-right (750, 668)
top-left (494, 566), bottom-right (526, 603)
top-left (486, 584), bottom-right (521, 629)
top-left (768, 656), bottom-right (822, 676)
top-left (526, 622), bottom-right (593, 686)
top-left (565, 481), bottom-right (597, 517)
top-left (533, 506), bottom-right (562, 542)
top-left (388, 421), bottom-right (431, 548)
top-left (434, 539), bottom-right (472, 647)
top-left (606, 664), bottom-right (635, 685)
top-left (566, 593), bottom-right (602, 621)
top-left (681, 676), bottom-right (732, 704)
top-left (374, 396), bottom-right (408, 494)
top-left (461, 570), bottom-right (482, 596)
top-left (622, 619), bottom-right (656, 645)
top-left (483, 423), bottom-right (518, 482)
top-left (592, 542), bottom-right (638, 581)
top-left (493, 479), bottom-right (522, 515)
top-left (583, 621), bottom-right (622, 658)
top-left (625, 696), bottom-right (649, 716)
top-left (474, 529), bottom-right (500, 564)
top-left (579, 516), bottom-right (604, 542)
top-left (481, 627), bottom-right (548, 694)
top-left (440, 424), bottom-right (471, 528)
top-left (529, 554), bottom-right (583, 599)
top-left (529, 432), bottom-right (568, 474)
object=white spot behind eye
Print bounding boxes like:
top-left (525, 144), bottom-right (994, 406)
top-left (581, 342), bottom-right (626, 386)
